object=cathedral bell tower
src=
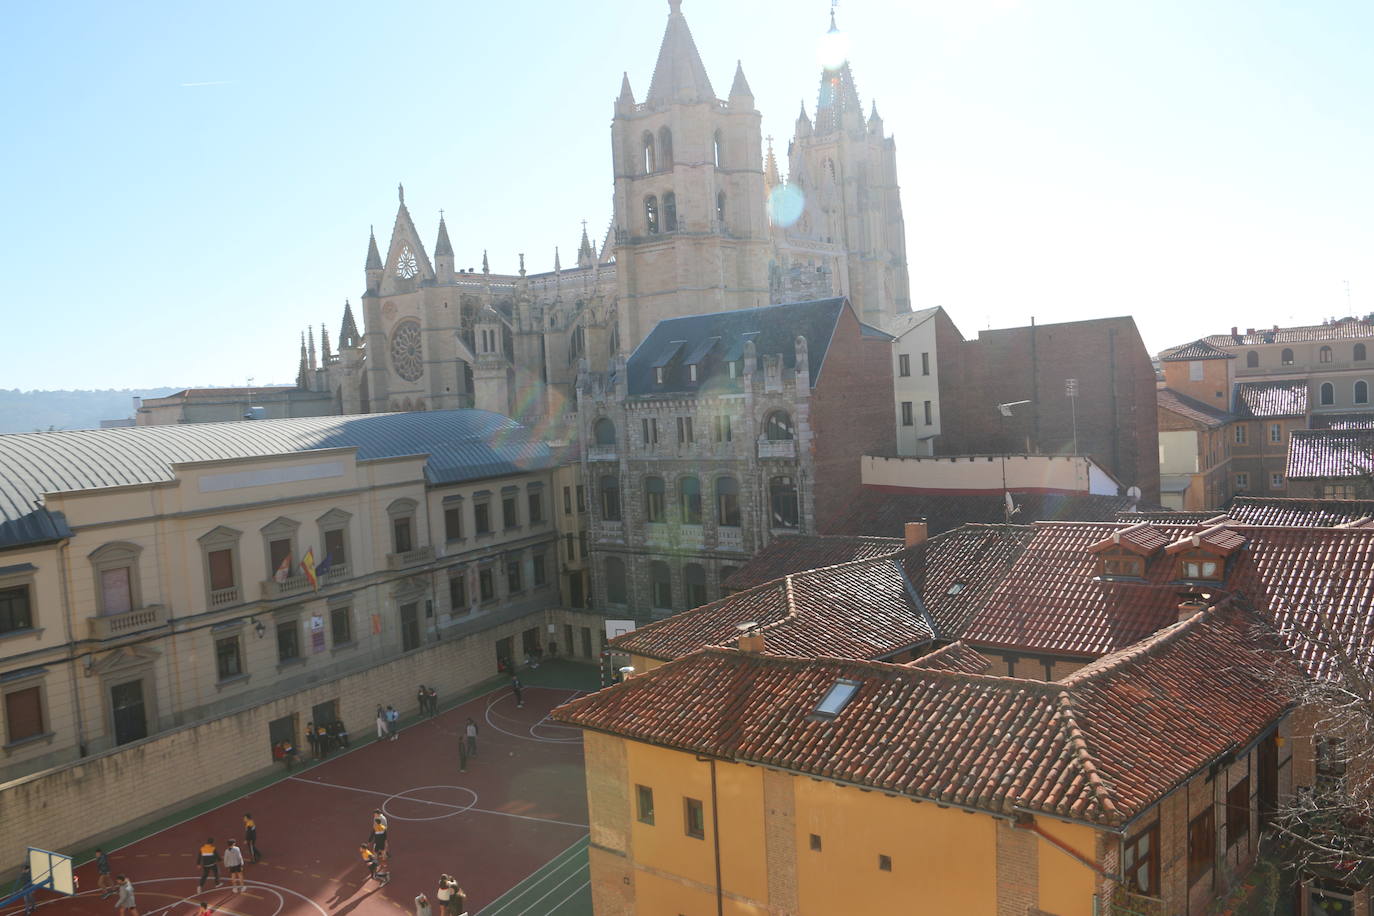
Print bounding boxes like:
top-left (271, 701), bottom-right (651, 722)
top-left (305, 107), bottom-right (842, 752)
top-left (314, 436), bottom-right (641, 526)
top-left (611, 0), bottom-right (770, 353)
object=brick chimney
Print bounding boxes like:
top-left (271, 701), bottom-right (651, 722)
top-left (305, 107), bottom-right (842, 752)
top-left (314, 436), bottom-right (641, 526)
top-left (736, 622), bottom-right (766, 654)
top-left (904, 520), bottom-right (929, 547)
top-left (1177, 595), bottom-right (1209, 623)
top-left (1231, 326), bottom-right (1238, 337)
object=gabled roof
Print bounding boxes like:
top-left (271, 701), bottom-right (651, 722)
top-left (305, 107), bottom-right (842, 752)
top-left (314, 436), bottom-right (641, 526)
top-left (645, 0), bottom-right (716, 106)
top-left (722, 534), bottom-right (903, 592)
top-left (828, 487), bottom-right (1149, 538)
top-left (907, 641), bottom-right (992, 675)
top-left (1233, 380), bottom-right (1309, 418)
top-left (1286, 429), bottom-right (1374, 480)
top-left (1158, 340), bottom-right (1235, 361)
top-left (1157, 388), bottom-right (1235, 428)
top-left (1087, 522), bottom-right (1171, 555)
top-left (0, 411), bottom-right (554, 549)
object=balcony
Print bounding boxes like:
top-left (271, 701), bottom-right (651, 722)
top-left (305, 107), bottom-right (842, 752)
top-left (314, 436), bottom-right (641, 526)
top-left (598, 521), bottom-right (624, 541)
top-left (716, 526), bottom-right (744, 551)
top-left (259, 574), bottom-right (311, 600)
top-left (209, 585), bottom-right (241, 608)
top-left (88, 604), bottom-right (169, 640)
top-left (757, 439), bottom-right (796, 459)
top-left (387, 546), bottom-right (435, 570)
top-left (588, 445), bottom-right (617, 462)
top-left (321, 562), bottom-right (350, 584)
top-left (678, 524), bottom-right (704, 546)
top-left (645, 522), bottom-right (670, 545)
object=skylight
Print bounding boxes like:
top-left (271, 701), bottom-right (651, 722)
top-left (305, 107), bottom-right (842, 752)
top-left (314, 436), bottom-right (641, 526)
top-left (814, 679), bottom-right (861, 718)
top-left (946, 582), bottom-right (966, 596)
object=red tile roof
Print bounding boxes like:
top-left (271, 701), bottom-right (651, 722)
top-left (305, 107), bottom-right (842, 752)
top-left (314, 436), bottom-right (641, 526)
top-left (907, 641), bottom-right (992, 674)
top-left (828, 488), bottom-right (1149, 538)
top-left (1200, 318), bottom-right (1374, 347)
top-left (555, 604), bottom-right (1290, 826)
top-left (722, 534), bottom-right (903, 592)
top-left (1087, 522), bottom-right (1172, 555)
top-left (1286, 429), bottom-right (1374, 480)
top-left (1159, 340), bottom-right (1235, 361)
top-left (1157, 388), bottom-right (1235, 428)
top-left (1233, 380), bottom-right (1309, 418)
top-left (1163, 524), bottom-right (1247, 556)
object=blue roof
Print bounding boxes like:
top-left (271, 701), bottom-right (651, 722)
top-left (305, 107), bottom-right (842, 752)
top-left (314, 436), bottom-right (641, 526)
top-left (0, 410), bottom-right (555, 549)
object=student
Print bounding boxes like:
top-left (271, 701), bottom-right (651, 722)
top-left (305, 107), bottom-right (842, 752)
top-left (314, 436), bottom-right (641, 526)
top-left (371, 816), bottom-right (389, 860)
top-left (305, 721), bottom-right (320, 758)
top-left (95, 847), bottom-right (114, 898)
top-left (511, 675), bottom-right (524, 708)
top-left (435, 876), bottom-right (453, 914)
top-left (464, 718), bottom-right (478, 756)
top-left (196, 838), bottom-right (220, 891)
top-left (415, 892), bottom-right (433, 916)
top-left (416, 685), bottom-right (428, 716)
top-left (386, 705), bottom-right (400, 739)
top-left (360, 845), bottom-right (378, 882)
top-left (243, 813), bottom-right (261, 863)
top-left (114, 874), bottom-right (140, 916)
top-left (332, 719), bottom-right (350, 748)
top-left (223, 839), bottom-right (245, 893)
top-left (427, 686), bottom-right (438, 716)
top-left (376, 706), bottom-right (388, 740)
top-left (450, 883), bottom-right (468, 916)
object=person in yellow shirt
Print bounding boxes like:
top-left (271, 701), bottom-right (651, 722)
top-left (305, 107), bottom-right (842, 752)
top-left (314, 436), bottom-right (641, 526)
top-left (195, 838), bottom-right (220, 891)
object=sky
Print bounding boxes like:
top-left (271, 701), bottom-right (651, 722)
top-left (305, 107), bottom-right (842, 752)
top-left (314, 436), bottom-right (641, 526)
top-left (2, 0), bottom-right (1371, 391)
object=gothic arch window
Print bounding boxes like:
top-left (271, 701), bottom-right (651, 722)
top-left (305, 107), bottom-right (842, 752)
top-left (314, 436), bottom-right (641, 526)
top-left (642, 132), bottom-right (656, 174)
top-left (649, 561), bottom-right (672, 610)
top-left (1281, 348), bottom-right (1295, 366)
top-left (1320, 345), bottom-right (1333, 363)
top-left (569, 325), bottom-right (586, 366)
top-left (679, 476), bottom-right (702, 525)
top-left (715, 476), bottom-right (740, 527)
top-left (1320, 382), bottom-right (1335, 406)
top-left (713, 130), bottom-right (723, 168)
top-left (645, 196), bottom-right (659, 235)
top-left (593, 417), bottom-right (617, 446)
top-left (1356, 380), bottom-right (1369, 405)
top-left (658, 127), bottom-right (673, 168)
top-left (609, 321), bottom-right (621, 356)
top-left (604, 556), bottom-right (627, 605)
top-left (1246, 350), bottom-right (1259, 368)
top-left (644, 477), bottom-right (666, 523)
top-left (663, 192), bottom-right (678, 232)
top-left (764, 410), bottom-right (795, 441)
top-left (716, 191), bottom-right (725, 227)
top-left (824, 158), bottom-right (837, 184)
top-left (1356, 343), bottom-right (1368, 362)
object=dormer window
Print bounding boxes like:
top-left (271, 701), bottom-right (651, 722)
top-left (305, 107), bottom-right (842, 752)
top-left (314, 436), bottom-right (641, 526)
top-left (813, 678), bottom-right (860, 718)
top-left (655, 367), bottom-right (665, 385)
top-left (1176, 552), bottom-right (1223, 582)
top-left (728, 361), bottom-right (738, 379)
top-left (945, 582), bottom-right (966, 597)
top-left (1100, 551), bottom-right (1145, 579)
top-left (688, 364), bottom-right (698, 383)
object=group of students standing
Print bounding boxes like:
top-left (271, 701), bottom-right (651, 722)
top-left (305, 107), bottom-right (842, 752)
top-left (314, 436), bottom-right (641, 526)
top-left (192, 814), bottom-right (262, 894)
top-left (416, 875), bottom-right (468, 916)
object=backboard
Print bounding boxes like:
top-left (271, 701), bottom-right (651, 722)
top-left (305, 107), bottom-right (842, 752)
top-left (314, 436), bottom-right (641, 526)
top-left (28, 847), bottom-right (75, 896)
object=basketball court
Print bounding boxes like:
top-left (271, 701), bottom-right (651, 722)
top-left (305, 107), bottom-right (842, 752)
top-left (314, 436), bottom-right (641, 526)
top-left (2, 679), bottom-right (594, 916)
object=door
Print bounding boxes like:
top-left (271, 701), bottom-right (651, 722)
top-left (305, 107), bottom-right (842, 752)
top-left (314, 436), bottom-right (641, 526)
top-left (1258, 729), bottom-right (1279, 826)
top-left (400, 603), bottom-right (420, 652)
top-left (581, 626), bottom-right (593, 658)
top-left (522, 627), bottom-right (540, 655)
top-left (569, 573), bottom-right (584, 609)
top-left (111, 679), bottom-right (148, 746)
top-left (495, 636), bottom-right (514, 672)
top-left (312, 699), bottom-right (337, 727)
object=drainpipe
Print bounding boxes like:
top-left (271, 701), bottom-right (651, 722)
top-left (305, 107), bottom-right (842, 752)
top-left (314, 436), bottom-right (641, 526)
top-left (709, 758), bottom-right (724, 916)
top-left (58, 537), bottom-right (88, 758)
top-left (1013, 815), bottom-right (1114, 880)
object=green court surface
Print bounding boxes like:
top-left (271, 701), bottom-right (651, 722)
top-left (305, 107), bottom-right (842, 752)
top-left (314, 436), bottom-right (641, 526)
top-left (478, 835), bottom-right (592, 916)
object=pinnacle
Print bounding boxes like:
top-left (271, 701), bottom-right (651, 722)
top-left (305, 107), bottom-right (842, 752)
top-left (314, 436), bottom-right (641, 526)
top-left (366, 228), bottom-right (383, 270)
top-left (646, 0), bottom-right (715, 105)
top-left (729, 60), bottom-right (753, 101)
top-left (435, 215), bottom-right (454, 258)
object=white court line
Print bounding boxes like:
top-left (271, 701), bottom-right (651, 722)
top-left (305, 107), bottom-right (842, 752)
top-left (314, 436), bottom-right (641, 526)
top-left (476, 836), bottom-right (589, 916)
top-left (494, 865), bottom-right (586, 916)
top-left (289, 775), bottom-right (589, 829)
top-left (486, 692), bottom-right (581, 744)
top-left (544, 880), bottom-right (592, 915)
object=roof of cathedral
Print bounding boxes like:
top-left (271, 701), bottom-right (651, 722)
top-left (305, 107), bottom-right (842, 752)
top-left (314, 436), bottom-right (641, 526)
top-left (815, 61), bottom-right (862, 135)
top-left (624, 297), bottom-right (857, 395)
top-left (728, 61), bottom-right (753, 101)
top-left (645, 0), bottom-right (716, 107)
top-left (0, 411), bottom-right (556, 549)
top-left (434, 216), bottom-right (454, 258)
top-left (365, 229), bottom-right (383, 270)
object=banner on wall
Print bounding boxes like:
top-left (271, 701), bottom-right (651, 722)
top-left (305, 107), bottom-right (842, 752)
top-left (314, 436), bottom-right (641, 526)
top-left (371, 613), bottom-right (382, 635)
top-left (310, 614), bottom-right (325, 653)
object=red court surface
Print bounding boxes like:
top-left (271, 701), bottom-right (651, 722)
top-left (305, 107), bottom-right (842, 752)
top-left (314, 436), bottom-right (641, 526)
top-left (7, 685), bottom-right (588, 916)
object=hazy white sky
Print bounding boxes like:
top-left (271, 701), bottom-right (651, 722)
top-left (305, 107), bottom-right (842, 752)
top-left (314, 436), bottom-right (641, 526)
top-left (2, 0), bottom-right (1370, 390)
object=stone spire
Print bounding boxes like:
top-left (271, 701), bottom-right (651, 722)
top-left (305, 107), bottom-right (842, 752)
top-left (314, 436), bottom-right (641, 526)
top-left (868, 100), bottom-right (883, 133)
top-left (434, 214), bottom-right (454, 258)
top-left (645, 0), bottom-right (716, 106)
top-left (307, 327), bottom-right (318, 371)
top-left (554, 246), bottom-right (562, 273)
top-left (296, 333), bottom-right (309, 389)
top-left (365, 227), bottom-right (383, 270)
top-left (339, 299), bottom-right (361, 349)
top-left (617, 72), bottom-right (635, 113)
top-left (518, 253), bottom-right (526, 278)
top-left (764, 136), bottom-right (781, 192)
top-left (320, 324), bottom-right (332, 362)
top-left (577, 221), bottom-right (594, 269)
top-left (728, 60), bottom-right (753, 107)
top-left (815, 12), bottom-right (862, 135)
top-left (795, 101), bottom-right (813, 139)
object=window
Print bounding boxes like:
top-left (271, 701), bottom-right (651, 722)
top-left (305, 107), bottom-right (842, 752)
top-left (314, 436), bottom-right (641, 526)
top-left (1356, 343), bottom-right (1368, 362)
top-left (814, 678), bottom-right (860, 717)
top-left (716, 477), bottom-right (741, 527)
top-left (1100, 553), bottom-right (1144, 578)
top-left (650, 561), bottom-right (672, 609)
top-left (900, 402), bottom-right (914, 426)
top-left (208, 549), bottom-right (235, 590)
top-left (1178, 553), bottom-right (1222, 581)
top-left (330, 606), bottom-right (352, 644)
top-left (1122, 823), bottom-right (1159, 895)
top-left (563, 486), bottom-right (573, 515)
top-left (921, 352), bottom-right (930, 376)
top-left (1270, 423), bottom-right (1283, 443)
top-left (593, 417), bottom-right (616, 446)
top-left (1271, 473), bottom-right (1285, 489)
top-left (1235, 472), bottom-right (1250, 490)
top-left (215, 634), bottom-right (243, 681)
top-left (684, 564), bottom-right (706, 608)
top-left (600, 476), bottom-right (622, 521)
top-left (528, 490), bottom-right (544, 525)
top-left (444, 504), bottom-right (464, 541)
top-left (1187, 806), bottom-right (1215, 885)
top-left (1281, 348), bottom-right (1294, 365)
top-left (392, 517), bottom-right (413, 554)
top-left (3, 684), bottom-right (44, 744)
top-left (1320, 345), bottom-right (1333, 363)
top-left (898, 353), bottom-right (911, 377)
top-left (688, 363), bottom-right (698, 383)
top-left (1324, 484), bottom-right (1357, 499)
top-left (716, 191), bottom-right (725, 226)
top-left (923, 401), bottom-right (933, 425)
top-left (642, 132), bottom-right (655, 173)
top-left (506, 557), bottom-right (523, 593)
top-left (200, 525), bottom-right (242, 606)
top-left (579, 530), bottom-right (588, 558)
top-left (713, 130), bottom-right (723, 168)
top-left (684, 797), bottom-right (705, 839)
top-left (502, 493), bottom-right (519, 529)
top-left (658, 127), bottom-right (673, 167)
top-left (654, 366), bottom-right (664, 385)
top-left (479, 567), bottom-right (495, 602)
top-left (1320, 382), bottom-right (1335, 406)
top-left (566, 533), bottom-right (576, 561)
top-left (809, 834), bottom-right (822, 851)
top-left (576, 485), bottom-right (586, 512)
top-left (532, 554), bottom-right (547, 588)
top-left (663, 192), bottom-right (678, 232)
top-left (449, 573), bottom-right (466, 613)
top-left (641, 417), bottom-right (659, 446)
top-left (1234, 424), bottom-right (1248, 445)
top-left (474, 500), bottom-right (491, 535)
top-left (0, 585), bottom-right (34, 635)
top-left (605, 557), bottom-right (627, 604)
top-left (1317, 736), bottom-right (1348, 791)
top-left (645, 477), bottom-right (666, 523)
top-left (1227, 776), bottom-right (1250, 848)
top-left (676, 416), bottom-right (694, 445)
top-left (276, 619), bottom-right (301, 664)
top-left (645, 195), bottom-right (659, 234)
top-left (400, 601), bottom-right (420, 651)
top-left (713, 414), bottom-right (732, 442)
top-left (1190, 360), bottom-right (1204, 381)
top-left (679, 477), bottom-right (702, 525)
top-left (91, 542), bottom-right (142, 616)
top-left (323, 524), bottom-right (348, 571)
top-left (1357, 380), bottom-right (1370, 405)
top-left (636, 785), bottom-right (655, 824)
top-left (770, 476), bottom-right (799, 529)
top-left (878, 854), bottom-right (893, 872)
top-left (1246, 350), bottom-right (1259, 368)
top-left (764, 410), bottom-right (794, 440)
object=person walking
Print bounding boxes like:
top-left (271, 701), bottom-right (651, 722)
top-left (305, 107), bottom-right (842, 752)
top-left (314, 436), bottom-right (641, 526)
top-left (376, 706), bottom-right (388, 741)
top-left (243, 813), bottom-right (261, 863)
top-left (360, 845), bottom-right (379, 882)
top-left (511, 675), bottom-right (524, 709)
top-left (464, 718), bottom-right (478, 757)
top-left (195, 838), bottom-right (220, 891)
top-left (415, 892), bottom-right (433, 916)
top-left (223, 840), bottom-right (246, 893)
top-left (95, 847), bottom-right (114, 898)
top-left (114, 875), bottom-right (139, 916)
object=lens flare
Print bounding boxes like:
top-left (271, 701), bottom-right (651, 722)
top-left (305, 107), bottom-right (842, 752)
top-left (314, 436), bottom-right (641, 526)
top-left (816, 26), bottom-right (851, 71)
top-left (768, 184), bottom-right (805, 228)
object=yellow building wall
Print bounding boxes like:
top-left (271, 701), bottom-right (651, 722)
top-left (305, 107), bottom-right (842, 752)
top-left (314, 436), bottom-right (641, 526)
top-left (1034, 817), bottom-right (1100, 916)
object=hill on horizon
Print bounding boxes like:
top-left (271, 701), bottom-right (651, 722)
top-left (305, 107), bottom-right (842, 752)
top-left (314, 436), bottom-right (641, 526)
top-left (0, 388), bottom-right (181, 433)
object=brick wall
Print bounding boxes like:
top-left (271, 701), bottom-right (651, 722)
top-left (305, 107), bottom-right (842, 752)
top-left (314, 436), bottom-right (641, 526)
top-left (994, 819), bottom-right (1039, 915)
top-left (761, 768), bottom-right (799, 914)
top-left (583, 730), bottom-right (633, 916)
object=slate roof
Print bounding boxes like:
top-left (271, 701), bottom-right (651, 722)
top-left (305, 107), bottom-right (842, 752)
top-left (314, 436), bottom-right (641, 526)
top-left (1286, 429), bottom-right (1374, 480)
top-left (1199, 318), bottom-right (1374, 347)
top-left (610, 525), bottom-right (1034, 663)
top-left (721, 534), bottom-right (903, 592)
top-left (827, 487), bottom-right (1147, 538)
top-left (1224, 496), bottom-right (1374, 526)
top-left (1157, 388), bottom-right (1235, 428)
top-left (1312, 413), bottom-right (1374, 431)
top-left (0, 411), bottom-right (554, 549)
top-left (625, 298), bottom-right (855, 396)
top-left (556, 604), bottom-right (1290, 826)
top-left (1158, 340), bottom-right (1235, 361)
top-left (1233, 380), bottom-right (1309, 418)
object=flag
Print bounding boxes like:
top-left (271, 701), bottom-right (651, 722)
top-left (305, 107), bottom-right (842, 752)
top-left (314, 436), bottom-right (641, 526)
top-left (300, 548), bottom-right (318, 590)
top-left (314, 551), bottom-right (333, 579)
top-left (273, 552), bottom-right (292, 584)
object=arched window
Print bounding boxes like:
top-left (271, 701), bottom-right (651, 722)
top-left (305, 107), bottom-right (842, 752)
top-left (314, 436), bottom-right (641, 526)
top-left (713, 130), bottom-right (723, 168)
top-left (649, 561), bottom-right (672, 610)
top-left (684, 563), bottom-right (707, 608)
top-left (715, 476), bottom-right (741, 527)
top-left (764, 410), bottom-right (794, 441)
top-left (769, 476), bottom-right (799, 529)
top-left (593, 417), bottom-right (616, 446)
top-left (663, 192), bottom-right (678, 232)
top-left (658, 127), bottom-right (673, 168)
top-left (569, 325), bottom-right (586, 365)
top-left (645, 196), bottom-right (659, 235)
top-left (605, 556), bottom-right (627, 604)
top-left (600, 475), bottom-right (622, 521)
top-left (1281, 348), bottom-right (1295, 366)
top-left (1356, 380), bottom-right (1369, 405)
top-left (1246, 351), bottom-right (1259, 368)
top-left (716, 191), bottom-right (725, 227)
top-left (1320, 382), bottom-right (1335, 406)
top-left (1356, 343), bottom-right (1368, 362)
top-left (679, 476), bottom-right (702, 525)
top-left (642, 132), bottom-right (656, 174)
top-left (644, 477), bottom-right (666, 523)
top-left (1320, 346), bottom-right (1333, 363)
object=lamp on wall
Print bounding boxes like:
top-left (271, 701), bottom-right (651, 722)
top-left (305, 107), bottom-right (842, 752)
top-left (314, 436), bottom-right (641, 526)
top-left (248, 616), bottom-right (266, 639)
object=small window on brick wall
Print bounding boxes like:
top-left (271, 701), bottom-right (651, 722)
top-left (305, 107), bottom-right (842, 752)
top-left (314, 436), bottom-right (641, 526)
top-left (636, 785), bottom-right (655, 824)
top-left (809, 834), bottom-right (822, 851)
top-left (1187, 806), bottom-right (1215, 885)
top-left (878, 854), bottom-right (892, 872)
top-left (684, 797), bottom-right (705, 839)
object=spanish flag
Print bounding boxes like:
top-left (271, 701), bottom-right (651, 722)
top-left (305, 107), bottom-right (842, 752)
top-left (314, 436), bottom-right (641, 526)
top-left (300, 548), bottom-right (318, 590)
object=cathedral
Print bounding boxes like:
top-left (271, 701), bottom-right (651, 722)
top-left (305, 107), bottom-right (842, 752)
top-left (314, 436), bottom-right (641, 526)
top-left (296, 1), bottom-right (910, 423)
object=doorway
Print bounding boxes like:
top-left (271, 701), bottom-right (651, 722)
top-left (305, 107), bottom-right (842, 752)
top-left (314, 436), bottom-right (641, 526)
top-left (312, 699), bottom-right (338, 727)
top-left (268, 714), bottom-right (296, 753)
top-left (400, 602), bottom-right (421, 652)
top-left (495, 635), bottom-right (514, 673)
top-left (521, 627), bottom-right (540, 657)
top-left (569, 573), bottom-right (584, 609)
top-left (110, 679), bottom-right (148, 746)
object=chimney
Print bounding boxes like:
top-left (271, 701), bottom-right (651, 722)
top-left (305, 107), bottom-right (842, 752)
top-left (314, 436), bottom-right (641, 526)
top-left (1230, 326), bottom-right (1238, 337)
top-left (736, 622), bottom-right (766, 654)
top-left (1177, 595), bottom-right (1209, 623)
top-left (1246, 328), bottom-right (1255, 335)
top-left (904, 520), bottom-right (929, 547)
